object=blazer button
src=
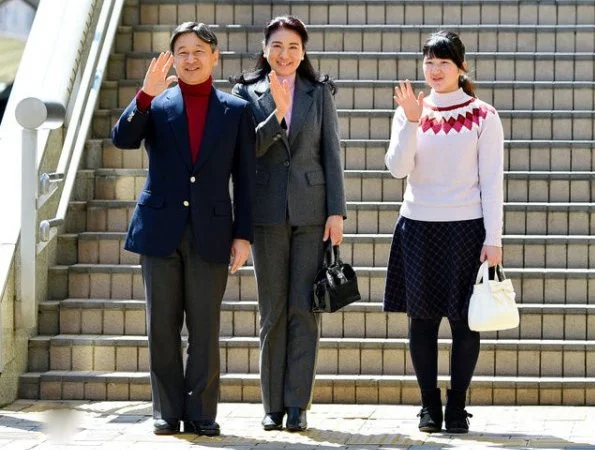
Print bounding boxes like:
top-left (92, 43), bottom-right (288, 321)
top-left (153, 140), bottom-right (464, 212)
top-left (283, 160), bottom-right (290, 167)
top-left (190, 176), bottom-right (196, 183)
top-left (183, 201), bottom-right (189, 207)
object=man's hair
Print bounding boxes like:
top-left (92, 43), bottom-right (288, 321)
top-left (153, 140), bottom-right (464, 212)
top-left (170, 22), bottom-right (218, 53)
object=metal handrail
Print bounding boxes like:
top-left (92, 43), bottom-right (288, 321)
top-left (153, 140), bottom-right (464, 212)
top-left (12, 0), bottom-right (125, 336)
top-left (0, 0), bottom-right (40, 8)
top-left (38, 0), bottom-right (125, 242)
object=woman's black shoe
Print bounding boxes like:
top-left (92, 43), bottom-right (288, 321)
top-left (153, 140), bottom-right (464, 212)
top-left (285, 407), bottom-right (307, 432)
top-left (445, 389), bottom-right (471, 433)
top-left (262, 412), bottom-right (284, 431)
top-left (417, 406), bottom-right (443, 433)
top-left (417, 388), bottom-right (443, 433)
top-left (445, 410), bottom-right (472, 433)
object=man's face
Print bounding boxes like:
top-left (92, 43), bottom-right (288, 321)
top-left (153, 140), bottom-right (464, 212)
top-left (172, 32), bottom-right (219, 85)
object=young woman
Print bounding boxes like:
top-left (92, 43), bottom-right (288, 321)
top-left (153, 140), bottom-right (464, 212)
top-left (231, 16), bottom-right (346, 432)
top-left (384, 30), bottom-right (504, 433)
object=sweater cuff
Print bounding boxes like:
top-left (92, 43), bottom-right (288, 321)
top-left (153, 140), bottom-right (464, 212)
top-left (135, 90), bottom-right (154, 113)
top-left (483, 234), bottom-right (502, 248)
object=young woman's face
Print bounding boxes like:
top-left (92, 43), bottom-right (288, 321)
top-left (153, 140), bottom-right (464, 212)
top-left (264, 28), bottom-right (305, 77)
top-left (422, 56), bottom-right (462, 93)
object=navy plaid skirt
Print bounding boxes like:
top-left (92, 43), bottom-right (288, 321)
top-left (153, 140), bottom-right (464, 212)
top-left (383, 216), bottom-right (485, 320)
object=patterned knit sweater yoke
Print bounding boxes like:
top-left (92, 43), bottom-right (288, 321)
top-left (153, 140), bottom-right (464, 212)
top-left (384, 88), bottom-right (505, 247)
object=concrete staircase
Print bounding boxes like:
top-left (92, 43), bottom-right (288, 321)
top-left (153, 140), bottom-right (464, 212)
top-left (19, 0), bottom-right (595, 405)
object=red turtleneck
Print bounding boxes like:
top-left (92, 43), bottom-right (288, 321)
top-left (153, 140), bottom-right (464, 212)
top-left (135, 76), bottom-right (213, 164)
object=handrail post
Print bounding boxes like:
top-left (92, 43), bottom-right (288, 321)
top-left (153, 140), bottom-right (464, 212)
top-left (15, 98), bottom-right (65, 331)
top-left (20, 128), bottom-right (38, 331)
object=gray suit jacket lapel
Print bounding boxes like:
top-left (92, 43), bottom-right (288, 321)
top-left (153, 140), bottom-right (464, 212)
top-left (255, 79), bottom-right (276, 119)
top-left (288, 76), bottom-right (315, 146)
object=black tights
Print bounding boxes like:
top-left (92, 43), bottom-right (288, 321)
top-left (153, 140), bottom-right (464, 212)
top-left (409, 317), bottom-right (480, 392)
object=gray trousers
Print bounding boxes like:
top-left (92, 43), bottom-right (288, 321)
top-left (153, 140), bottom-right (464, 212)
top-left (252, 223), bottom-right (325, 413)
top-left (141, 225), bottom-right (228, 421)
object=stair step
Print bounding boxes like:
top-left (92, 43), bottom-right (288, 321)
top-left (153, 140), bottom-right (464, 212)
top-left (27, 333), bottom-right (595, 378)
top-left (107, 51), bottom-right (595, 83)
top-left (336, 109), bottom-right (595, 141)
top-left (19, 370), bottom-right (595, 404)
top-left (37, 299), bottom-right (595, 340)
top-left (88, 137), bottom-right (595, 172)
top-left (115, 24), bottom-right (595, 53)
top-left (47, 263), bottom-right (595, 305)
top-left (92, 107), bottom-right (595, 141)
top-left (63, 199), bottom-right (595, 236)
top-left (122, 1), bottom-right (595, 27)
top-left (344, 201), bottom-right (595, 235)
top-left (100, 79), bottom-right (595, 111)
top-left (58, 231), bottom-right (595, 268)
top-left (78, 167), bottom-right (595, 203)
top-left (344, 170), bottom-right (595, 203)
top-left (342, 139), bottom-right (595, 172)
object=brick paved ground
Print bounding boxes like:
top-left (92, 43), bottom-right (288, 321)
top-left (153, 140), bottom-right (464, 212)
top-left (0, 401), bottom-right (593, 449)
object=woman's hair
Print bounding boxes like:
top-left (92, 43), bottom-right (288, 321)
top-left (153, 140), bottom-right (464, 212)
top-left (422, 30), bottom-right (475, 97)
top-left (231, 15), bottom-right (335, 94)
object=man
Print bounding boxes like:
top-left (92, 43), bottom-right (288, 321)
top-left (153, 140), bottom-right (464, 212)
top-left (112, 22), bottom-right (254, 436)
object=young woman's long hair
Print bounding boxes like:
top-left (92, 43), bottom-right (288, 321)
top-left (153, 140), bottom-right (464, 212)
top-left (423, 30), bottom-right (475, 97)
top-left (231, 15), bottom-right (335, 94)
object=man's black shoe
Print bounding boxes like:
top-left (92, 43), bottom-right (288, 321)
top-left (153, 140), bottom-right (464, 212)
top-left (262, 412), bottom-right (284, 431)
top-left (285, 407), bottom-right (307, 432)
top-left (153, 419), bottom-right (180, 435)
top-left (184, 420), bottom-right (221, 436)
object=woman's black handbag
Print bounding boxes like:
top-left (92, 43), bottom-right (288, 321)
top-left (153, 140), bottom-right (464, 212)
top-left (312, 243), bottom-right (361, 313)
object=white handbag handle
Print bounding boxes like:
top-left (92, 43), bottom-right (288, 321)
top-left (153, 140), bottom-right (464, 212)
top-left (476, 261), bottom-right (490, 284)
top-left (476, 261), bottom-right (507, 285)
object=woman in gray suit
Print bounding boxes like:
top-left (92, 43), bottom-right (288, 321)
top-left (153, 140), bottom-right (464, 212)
top-left (232, 15), bottom-right (346, 432)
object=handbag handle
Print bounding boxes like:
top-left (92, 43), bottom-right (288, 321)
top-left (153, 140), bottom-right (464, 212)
top-left (323, 241), bottom-right (341, 266)
top-left (476, 261), bottom-right (507, 285)
top-left (333, 244), bottom-right (341, 262)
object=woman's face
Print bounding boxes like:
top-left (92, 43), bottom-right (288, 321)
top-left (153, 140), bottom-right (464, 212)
top-left (264, 28), bottom-right (305, 77)
top-left (422, 56), bottom-right (463, 93)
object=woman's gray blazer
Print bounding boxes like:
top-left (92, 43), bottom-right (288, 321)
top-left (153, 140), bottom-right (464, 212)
top-left (232, 75), bottom-right (346, 226)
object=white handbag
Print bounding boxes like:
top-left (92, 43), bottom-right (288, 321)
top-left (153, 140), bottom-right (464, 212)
top-left (468, 261), bottom-right (519, 332)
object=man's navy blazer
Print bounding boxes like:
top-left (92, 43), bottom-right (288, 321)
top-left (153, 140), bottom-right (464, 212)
top-left (111, 85), bottom-right (255, 264)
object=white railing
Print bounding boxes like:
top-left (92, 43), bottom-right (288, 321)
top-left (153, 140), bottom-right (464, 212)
top-left (35, 0), bottom-right (126, 243)
top-left (0, 0), bottom-right (125, 371)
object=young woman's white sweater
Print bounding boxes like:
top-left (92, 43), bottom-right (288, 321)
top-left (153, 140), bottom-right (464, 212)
top-left (385, 88), bottom-right (504, 247)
